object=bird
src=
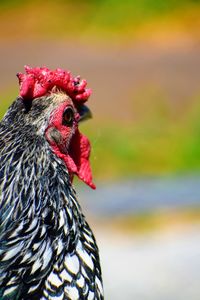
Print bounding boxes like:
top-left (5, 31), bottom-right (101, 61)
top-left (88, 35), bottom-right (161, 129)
top-left (0, 66), bottom-right (103, 300)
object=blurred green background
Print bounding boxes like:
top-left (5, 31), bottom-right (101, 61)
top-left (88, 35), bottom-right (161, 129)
top-left (1, 1), bottom-right (200, 299)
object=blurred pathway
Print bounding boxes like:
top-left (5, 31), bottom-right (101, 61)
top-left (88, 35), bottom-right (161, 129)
top-left (97, 225), bottom-right (200, 300)
top-left (78, 175), bottom-right (200, 217)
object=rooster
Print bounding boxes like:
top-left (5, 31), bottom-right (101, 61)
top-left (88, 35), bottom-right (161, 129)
top-left (0, 66), bottom-right (103, 300)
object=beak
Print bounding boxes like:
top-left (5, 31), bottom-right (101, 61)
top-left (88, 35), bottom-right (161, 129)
top-left (78, 105), bottom-right (92, 123)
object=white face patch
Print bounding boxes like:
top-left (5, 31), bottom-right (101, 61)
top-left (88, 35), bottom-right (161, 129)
top-left (33, 93), bottom-right (73, 136)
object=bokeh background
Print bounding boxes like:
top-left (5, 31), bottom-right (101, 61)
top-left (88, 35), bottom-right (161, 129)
top-left (1, 1), bottom-right (200, 299)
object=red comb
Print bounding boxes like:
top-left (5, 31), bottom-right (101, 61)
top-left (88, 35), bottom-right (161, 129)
top-left (17, 66), bottom-right (92, 103)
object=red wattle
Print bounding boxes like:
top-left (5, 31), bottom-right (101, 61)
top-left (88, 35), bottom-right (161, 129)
top-left (68, 130), bottom-right (96, 189)
top-left (47, 128), bottom-right (95, 189)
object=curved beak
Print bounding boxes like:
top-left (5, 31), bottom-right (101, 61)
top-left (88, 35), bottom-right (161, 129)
top-left (78, 105), bottom-right (92, 123)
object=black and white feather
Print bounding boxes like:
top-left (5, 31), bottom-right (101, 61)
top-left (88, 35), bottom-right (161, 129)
top-left (0, 97), bottom-right (103, 300)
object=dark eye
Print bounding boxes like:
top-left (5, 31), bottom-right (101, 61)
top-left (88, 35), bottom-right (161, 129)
top-left (63, 107), bottom-right (74, 126)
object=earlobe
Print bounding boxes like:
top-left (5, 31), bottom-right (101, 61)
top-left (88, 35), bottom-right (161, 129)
top-left (46, 127), bottom-right (62, 145)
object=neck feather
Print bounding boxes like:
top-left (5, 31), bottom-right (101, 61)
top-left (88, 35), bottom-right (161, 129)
top-left (0, 120), bottom-right (79, 229)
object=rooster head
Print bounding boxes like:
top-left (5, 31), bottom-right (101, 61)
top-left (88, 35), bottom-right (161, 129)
top-left (17, 66), bottom-right (95, 189)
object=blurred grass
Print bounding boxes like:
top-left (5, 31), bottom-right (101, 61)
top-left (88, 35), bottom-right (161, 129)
top-left (101, 207), bottom-right (200, 234)
top-left (82, 92), bottom-right (200, 180)
top-left (0, 0), bottom-right (200, 42)
top-left (1, 88), bottom-right (200, 180)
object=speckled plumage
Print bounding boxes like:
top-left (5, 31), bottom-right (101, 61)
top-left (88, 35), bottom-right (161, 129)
top-left (0, 96), bottom-right (103, 299)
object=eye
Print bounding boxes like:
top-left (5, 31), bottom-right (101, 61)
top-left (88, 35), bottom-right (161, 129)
top-left (63, 107), bottom-right (74, 126)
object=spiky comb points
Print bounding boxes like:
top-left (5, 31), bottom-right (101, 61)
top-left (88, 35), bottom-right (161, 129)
top-left (17, 66), bottom-right (92, 102)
